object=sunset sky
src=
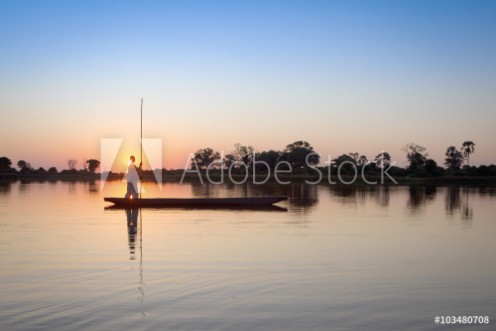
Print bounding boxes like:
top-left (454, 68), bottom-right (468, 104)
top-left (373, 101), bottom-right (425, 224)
top-left (1, 1), bottom-right (495, 170)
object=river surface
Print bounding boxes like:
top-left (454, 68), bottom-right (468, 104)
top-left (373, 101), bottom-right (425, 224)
top-left (0, 181), bottom-right (495, 330)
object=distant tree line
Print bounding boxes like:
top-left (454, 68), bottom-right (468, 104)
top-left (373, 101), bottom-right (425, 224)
top-left (0, 157), bottom-right (100, 176)
top-left (1, 140), bottom-right (495, 179)
top-left (189, 140), bottom-right (496, 178)
top-left (191, 141), bottom-right (320, 172)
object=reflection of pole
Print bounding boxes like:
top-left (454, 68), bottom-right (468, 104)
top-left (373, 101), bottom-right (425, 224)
top-left (139, 209), bottom-right (145, 318)
top-left (461, 187), bottom-right (473, 221)
top-left (140, 98), bottom-right (143, 199)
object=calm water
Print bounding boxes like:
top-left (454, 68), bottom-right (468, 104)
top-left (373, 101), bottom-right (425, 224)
top-left (0, 181), bottom-right (495, 331)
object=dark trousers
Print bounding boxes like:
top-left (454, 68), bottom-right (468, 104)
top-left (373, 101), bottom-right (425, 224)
top-left (125, 182), bottom-right (138, 198)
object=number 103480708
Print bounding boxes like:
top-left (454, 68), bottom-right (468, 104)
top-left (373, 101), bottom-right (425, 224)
top-left (434, 315), bottom-right (490, 325)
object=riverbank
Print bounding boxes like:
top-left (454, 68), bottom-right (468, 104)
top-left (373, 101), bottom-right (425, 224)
top-left (2, 170), bottom-right (496, 186)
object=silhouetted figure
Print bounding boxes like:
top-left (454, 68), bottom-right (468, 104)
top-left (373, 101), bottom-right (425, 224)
top-left (126, 208), bottom-right (139, 260)
top-left (125, 155), bottom-right (142, 199)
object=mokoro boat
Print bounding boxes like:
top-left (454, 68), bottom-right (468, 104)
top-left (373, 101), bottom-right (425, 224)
top-left (104, 196), bottom-right (287, 208)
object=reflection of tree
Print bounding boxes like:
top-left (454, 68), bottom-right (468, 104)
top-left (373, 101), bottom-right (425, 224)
top-left (407, 186), bottom-right (436, 213)
top-left (478, 187), bottom-right (496, 196)
top-left (189, 182), bottom-right (319, 209)
top-left (0, 181), bottom-right (12, 195)
top-left (248, 182), bottom-right (318, 208)
top-left (19, 181), bottom-right (30, 193)
top-left (88, 181), bottom-right (98, 194)
top-left (190, 181), bottom-right (241, 198)
top-left (445, 186), bottom-right (461, 215)
top-left (191, 182), bottom-right (213, 198)
top-left (425, 185), bottom-right (437, 197)
top-left (331, 185), bottom-right (358, 199)
top-left (329, 185), bottom-right (390, 207)
top-left (68, 181), bottom-right (76, 194)
top-left (444, 186), bottom-right (473, 222)
top-left (375, 185), bottom-right (390, 207)
top-left (286, 182), bottom-right (318, 207)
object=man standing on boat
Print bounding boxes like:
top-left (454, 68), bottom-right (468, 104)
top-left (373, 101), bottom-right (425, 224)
top-left (125, 155), bottom-right (142, 199)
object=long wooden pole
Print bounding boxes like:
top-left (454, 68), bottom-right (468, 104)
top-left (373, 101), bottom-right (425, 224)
top-left (139, 98), bottom-right (144, 304)
top-left (140, 97), bottom-right (143, 199)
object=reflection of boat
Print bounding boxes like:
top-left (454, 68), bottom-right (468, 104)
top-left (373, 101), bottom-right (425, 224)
top-left (104, 196), bottom-right (287, 209)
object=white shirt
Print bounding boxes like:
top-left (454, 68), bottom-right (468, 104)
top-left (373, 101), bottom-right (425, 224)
top-left (127, 163), bottom-right (140, 182)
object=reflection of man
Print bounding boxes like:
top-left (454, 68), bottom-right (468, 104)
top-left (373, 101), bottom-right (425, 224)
top-left (125, 155), bottom-right (142, 199)
top-left (126, 208), bottom-right (139, 260)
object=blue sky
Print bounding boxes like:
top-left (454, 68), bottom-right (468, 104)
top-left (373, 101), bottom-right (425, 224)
top-left (1, 0), bottom-right (495, 169)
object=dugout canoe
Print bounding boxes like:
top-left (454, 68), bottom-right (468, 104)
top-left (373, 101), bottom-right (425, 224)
top-left (104, 196), bottom-right (287, 208)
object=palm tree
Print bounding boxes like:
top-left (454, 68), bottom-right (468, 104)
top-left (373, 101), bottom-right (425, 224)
top-left (461, 141), bottom-right (475, 166)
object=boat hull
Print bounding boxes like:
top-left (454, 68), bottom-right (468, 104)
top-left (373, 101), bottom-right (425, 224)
top-left (104, 196), bottom-right (287, 209)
